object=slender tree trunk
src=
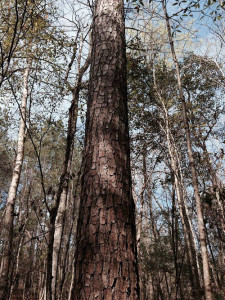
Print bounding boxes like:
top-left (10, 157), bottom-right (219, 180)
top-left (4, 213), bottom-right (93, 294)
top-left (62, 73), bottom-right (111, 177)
top-left (51, 185), bottom-right (69, 299)
top-left (161, 103), bottom-right (203, 298)
top-left (72, 0), bottom-right (140, 299)
top-left (138, 148), bottom-right (157, 300)
top-left (153, 55), bottom-right (202, 297)
top-left (136, 188), bottom-right (144, 254)
top-left (51, 35), bottom-right (84, 298)
top-left (0, 60), bottom-right (31, 300)
top-left (171, 182), bottom-right (179, 299)
top-left (47, 46), bottom-right (91, 300)
top-left (68, 259), bottom-right (76, 300)
top-left (137, 146), bottom-right (148, 253)
top-left (161, 1), bottom-right (212, 299)
top-left (59, 176), bottom-right (80, 299)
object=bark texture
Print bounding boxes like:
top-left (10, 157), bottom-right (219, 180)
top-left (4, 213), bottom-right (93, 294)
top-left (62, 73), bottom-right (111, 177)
top-left (72, 0), bottom-right (140, 299)
top-left (0, 60), bottom-right (31, 300)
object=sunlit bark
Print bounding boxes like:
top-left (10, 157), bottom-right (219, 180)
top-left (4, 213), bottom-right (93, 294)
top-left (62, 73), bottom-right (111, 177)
top-left (72, 0), bottom-right (140, 299)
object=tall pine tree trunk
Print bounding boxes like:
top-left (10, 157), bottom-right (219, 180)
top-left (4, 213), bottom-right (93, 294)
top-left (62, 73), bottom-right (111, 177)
top-left (72, 0), bottom-right (140, 299)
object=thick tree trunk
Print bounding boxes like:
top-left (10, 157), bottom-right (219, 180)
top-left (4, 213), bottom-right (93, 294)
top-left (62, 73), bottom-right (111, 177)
top-left (0, 60), bottom-right (31, 300)
top-left (72, 0), bottom-right (140, 299)
top-left (161, 1), bottom-right (212, 299)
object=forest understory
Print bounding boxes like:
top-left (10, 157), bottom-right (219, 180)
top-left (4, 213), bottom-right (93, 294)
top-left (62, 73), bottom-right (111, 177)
top-left (0, 0), bottom-right (225, 299)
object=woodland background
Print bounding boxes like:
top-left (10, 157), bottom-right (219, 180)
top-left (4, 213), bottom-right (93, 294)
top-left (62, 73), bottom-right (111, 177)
top-left (0, 0), bottom-right (225, 299)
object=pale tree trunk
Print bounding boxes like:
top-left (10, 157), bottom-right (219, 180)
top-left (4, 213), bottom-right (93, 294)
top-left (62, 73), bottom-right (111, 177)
top-left (0, 60), bottom-right (31, 300)
top-left (161, 1), bottom-right (212, 299)
top-left (59, 176), bottom-right (80, 299)
top-left (51, 184), bottom-right (70, 299)
top-left (140, 152), bottom-right (158, 300)
top-left (47, 42), bottom-right (91, 300)
top-left (141, 148), bottom-right (158, 241)
top-left (170, 123), bottom-right (203, 289)
top-left (64, 180), bottom-right (81, 300)
top-left (162, 103), bottom-right (203, 298)
top-left (52, 180), bottom-right (74, 300)
top-left (152, 55), bottom-right (202, 297)
top-left (71, 0), bottom-right (140, 299)
top-left (9, 163), bottom-right (31, 298)
top-left (136, 146), bottom-right (148, 253)
top-left (68, 259), bottom-right (75, 300)
top-left (137, 147), bottom-right (154, 300)
top-left (51, 36), bottom-right (84, 299)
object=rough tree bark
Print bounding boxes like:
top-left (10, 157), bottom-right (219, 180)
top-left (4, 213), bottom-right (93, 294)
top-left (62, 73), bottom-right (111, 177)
top-left (161, 1), bottom-right (213, 299)
top-left (0, 59), bottom-right (31, 300)
top-left (71, 0), bottom-right (140, 299)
